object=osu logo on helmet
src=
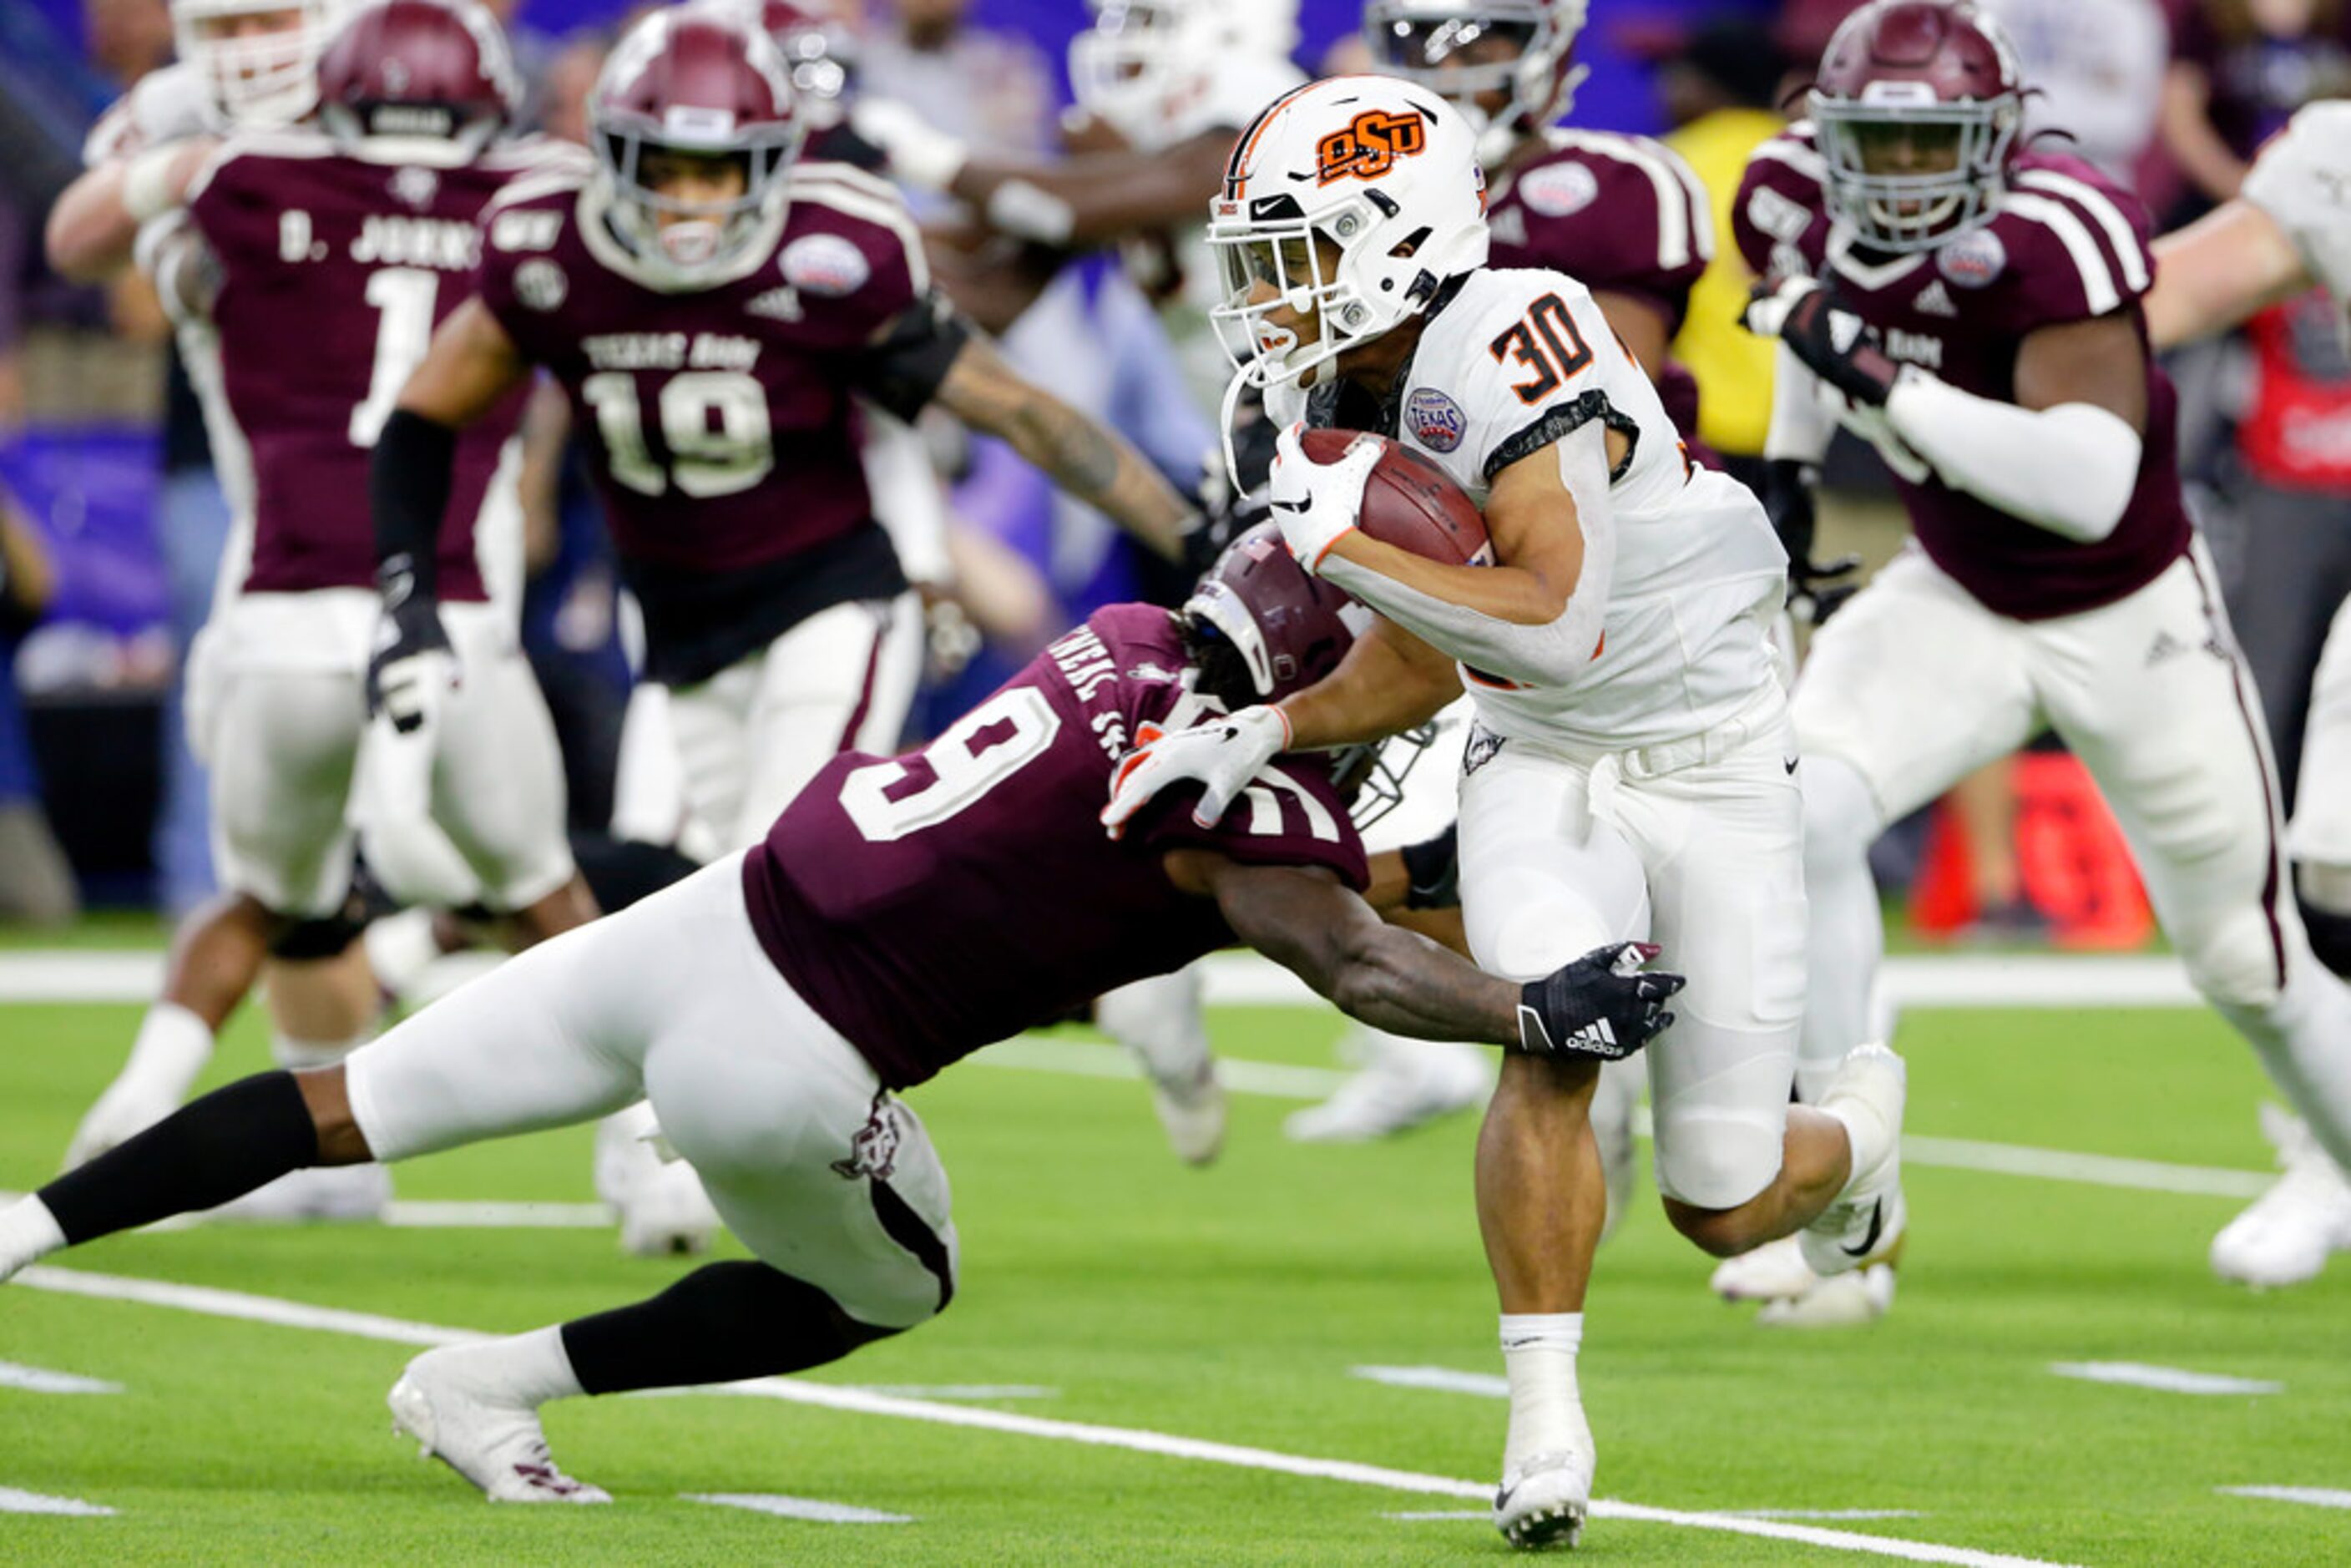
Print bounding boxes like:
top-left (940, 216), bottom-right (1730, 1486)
top-left (1315, 109), bottom-right (1426, 185)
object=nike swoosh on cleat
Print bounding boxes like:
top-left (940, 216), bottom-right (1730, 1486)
top-left (1843, 1197), bottom-right (1884, 1258)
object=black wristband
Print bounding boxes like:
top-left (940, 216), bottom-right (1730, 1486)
top-left (1400, 823), bottom-right (1460, 910)
top-left (372, 408), bottom-right (458, 598)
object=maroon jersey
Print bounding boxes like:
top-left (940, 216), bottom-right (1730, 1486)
top-left (1486, 129), bottom-right (1711, 443)
top-left (1733, 128), bottom-right (2192, 620)
top-left (184, 130), bottom-right (563, 599)
top-left (743, 604), bottom-right (1369, 1089)
top-left (476, 159), bottom-right (933, 682)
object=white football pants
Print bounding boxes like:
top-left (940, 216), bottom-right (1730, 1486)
top-left (345, 854), bottom-right (958, 1328)
top-left (1457, 690), bottom-right (1808, 1211)
top-left (1797, 543), bottom-right (2351, 1171)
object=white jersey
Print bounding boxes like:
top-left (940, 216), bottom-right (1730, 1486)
top-left (2241, 100), bottom-right (2351, 326)
top-left (83, 61), bottom-right (215, 163)
top-left (1328, 267), bottom-right (1788, 750)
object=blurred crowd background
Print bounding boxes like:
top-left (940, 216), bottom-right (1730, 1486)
top-left (0, 0), bottom-right (2344, 936)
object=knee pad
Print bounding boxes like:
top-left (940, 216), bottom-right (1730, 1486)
top-left (1651, 1109), bottom-right (1784, 1213)
top-left (2180, 905), bottom-right (2288, 1011)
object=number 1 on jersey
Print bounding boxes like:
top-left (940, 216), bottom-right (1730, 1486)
top-left (349, 268), bottom-right (440, 447)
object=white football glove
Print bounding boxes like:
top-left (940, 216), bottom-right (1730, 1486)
top-left (1267, 422), bottom-right (1382, 574)
top-left (849, 97), bottom-right (970, 192)
top-left (1100, 708), bottom-right (1292, 838)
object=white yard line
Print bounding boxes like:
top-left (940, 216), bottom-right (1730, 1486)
top-left (2217, 1486), bottom-right (2351, 1510)
top-left (2050, 1363), bottom-right (2281, 1396)
top-left (0, 1360), bottom-right (122, 1395)
top-left (8, 1265), bottom-right (2082, 1568)
top-left (0, 949), bottom-right (2207, 1009)
top-left (0, 1486), bottom-right (115, 1516)
top-left (1352, 1365), bottom-right (1509, 1399)
top-left (685, 1493), bottom-right (912, 1523)
top-left (383, 1201), bottom-right (613, 1229)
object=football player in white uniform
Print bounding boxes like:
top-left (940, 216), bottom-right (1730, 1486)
top-left (2146, 99), bottom-right (2351, 1285)
top-left (1102, 77), bottom-right (1906, 1550)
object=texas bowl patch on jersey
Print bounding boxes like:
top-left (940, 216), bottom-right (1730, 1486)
top-left (781, 232), bottom-right (870, 297)
top-left (513, 258), bottom-right (567, 312)
top-left (1517, 162), bottom-right (1599, 219)
top-left (1937, 228), bottom-right (2006, 288)
top-left (1405, 387), bottom-right (1467, 453)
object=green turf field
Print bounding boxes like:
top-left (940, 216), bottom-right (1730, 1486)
top-left (3, 979), bottom-right (2348, 1565)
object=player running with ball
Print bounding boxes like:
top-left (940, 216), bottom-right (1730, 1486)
top-left (1103, 75), bottom-right (1906, 1550)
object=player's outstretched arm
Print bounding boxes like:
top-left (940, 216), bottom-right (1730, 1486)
top-left (366, 300), bottom-right (531, 731)
top-left (2149, 200), bottom-right (2310, 349)
top-left (1168, 851), bottom-right (1681, 1058)
top-left (933, 331), bottom-right (1196, 562)
top-left (855, 99), bottom-right (1228, 249)
top-left (44, 137), bottom-right (217, 284)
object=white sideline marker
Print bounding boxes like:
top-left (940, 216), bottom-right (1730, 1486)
top-left (2217, 1486), bottom-right (2351, 1510)
top-left (0, 1360), bottom-right (123, 1395)
top-left (2049, 1362), bottom-right (2281, 1396)
top-left (0, 1486), bottom-right (115, 1516)
top-left (1352, 1365), bottom-right (1508, 1399)
top-left (686, 1493), bottom-right (912, 1523)
top-left (12, 1266), bottom-right (2082, 1568)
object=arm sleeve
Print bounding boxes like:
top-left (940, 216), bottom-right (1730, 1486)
top-left (2241, 102), bottom-right (2351, 302)
top-left (1883, 371), bottom-right (2142, 543)
top-left (849, 289), bottom-right (976, 421)
top-left (1763, 341), bottom-right (1838, 464)
top-left (372, 410), bottom-right (458, 593)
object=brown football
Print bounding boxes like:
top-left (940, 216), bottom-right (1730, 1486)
top-left (1300, 427), bottom-right (1492, 568)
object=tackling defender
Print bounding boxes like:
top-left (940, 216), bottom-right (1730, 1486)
top-left (1722, 0), bottom-right (2351, 1314)
top-left (1103, 76), bottom-right (1906, 1550)
top-left (0, 535), bottom-right (1681, 1505)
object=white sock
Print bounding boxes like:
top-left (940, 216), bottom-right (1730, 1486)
top-left (471, 1326), bottom-right (586, 1408)
top-left (123, 1003), bottom-right (216, 1099)
top-left (361, 909), bottom-right (441, 1004)
top-left (1499, 1312), bottom-right (1583, 1473)
top-left (0, 1197), bottom-right (67, 1282)
top-left (270, 1029), bottom-right (372, 1071)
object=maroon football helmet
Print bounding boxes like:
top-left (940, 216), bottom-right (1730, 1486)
top-left (1808, 0), bottom-right (2023, 253)
top-left (589, 3), bottom-right (805, 286)
top-left (1183, 523), bottom-right (1363, 706)
top-left (316, 0), bottom-right (520, 154)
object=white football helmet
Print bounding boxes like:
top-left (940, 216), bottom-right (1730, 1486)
top-left (1362, 0), bottom-right (1587, 167)
top-left (1206, 76), bottom-right (1489, 396)
top-left (1070, 0), bottom-right (1301, 150)
top-left (172, 0), bottom-right (348, 127)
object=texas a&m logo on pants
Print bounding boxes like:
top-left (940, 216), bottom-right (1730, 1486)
top-left (1317, 109), bottom-right (1426, 185)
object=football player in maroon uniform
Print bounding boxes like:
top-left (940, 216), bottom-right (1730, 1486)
top-left (58, 1), bottom-right (598, 1226)
top-left (373, 4), bottom-right (1206, 858)
top-left (0, 534), bottom-right (1683, 1505)
top-left (1721, 0), bottom-right (2351, 1314)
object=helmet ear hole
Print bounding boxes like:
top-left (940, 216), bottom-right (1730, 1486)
top-left (1389, 226), bottom-right (1431, 259)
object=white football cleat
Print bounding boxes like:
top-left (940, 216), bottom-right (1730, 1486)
top-left (1711, 1235), bottom-right (1818, 1302)
top-left (1713, 1235), bottom-right (1897, 1327)
top-left (1797, 1044), bottom-right (1907, 1279)
top-left (212, 1163), bottom-right (392, 1223)
top-left (2211, 1105), bottom-right (2351, 1288)
top-left (1286, 1029), bottom-right (1491, 1143)
top-left (1494, 1420), bottom-right (1595, 1551)
top-left (1096, 969), bottom-right (1226, 1166)
top-left (388, 1346), bottom-right (609, 1504)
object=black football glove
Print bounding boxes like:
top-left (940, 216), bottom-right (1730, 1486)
top-left (1515, 942), bottom-right (1686, 1062)
top-left (365, 553), bottom-right (455, 735)
top-left (1762, 459), bottom-right (1860, 627)
top-left (1399, 822), bottom-right (1460, 910)
top-left (1767, 281), bottom-right (1902, 408)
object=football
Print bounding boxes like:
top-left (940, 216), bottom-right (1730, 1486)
top-left (1300, 427), bottom-right (1492, 568)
